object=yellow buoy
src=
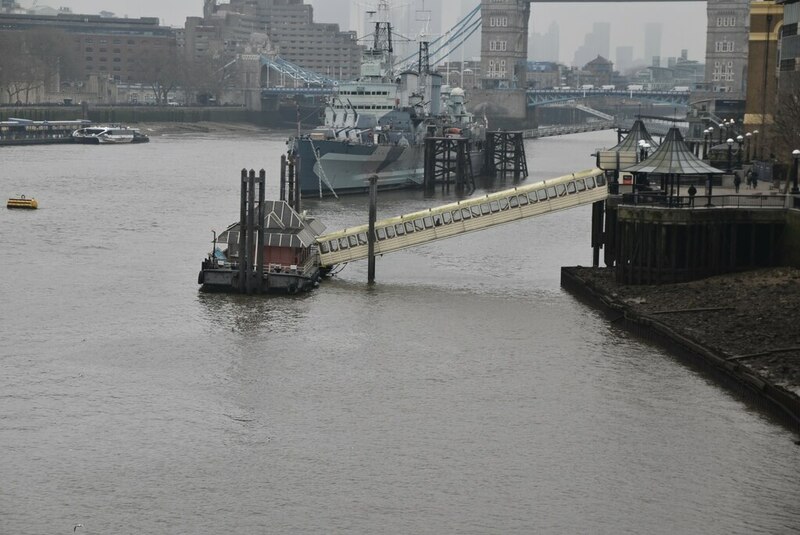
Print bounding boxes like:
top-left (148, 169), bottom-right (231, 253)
top-left (7, 195), bottom-right (38, 209)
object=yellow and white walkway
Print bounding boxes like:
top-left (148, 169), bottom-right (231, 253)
top-left (316, 168), bottom-right (608, 268)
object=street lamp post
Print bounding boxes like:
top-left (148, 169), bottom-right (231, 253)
top-left (792, 149), bottom-right (800, 195)
top-left (718, 122), bottom-right (724, 144)
top-left (753, 129), bottom-right (760, 161)
top-left (745, 132), bottom-right (752, 164)
top-left (736, 134), bottom-right (743, 169)
top-left (702, 128), bottom-right (710, 160)
top-left (726, 138), bottom-right (734, 173)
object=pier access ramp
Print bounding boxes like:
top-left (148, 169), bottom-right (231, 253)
top-left (316, 168), bottom-right (608, 267)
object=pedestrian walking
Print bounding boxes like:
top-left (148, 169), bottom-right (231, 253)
top-left (687, 184), bottom-right (697, 207)
top-left (745, 169), bottom-right (753, 189)
top-left (733, 171), bottom-right (741, 193)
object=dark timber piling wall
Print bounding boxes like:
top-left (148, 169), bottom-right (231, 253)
top-left (596, 198), bottom-right (796, 285)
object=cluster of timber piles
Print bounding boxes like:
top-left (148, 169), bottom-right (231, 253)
top-left (596, 199), bottom-right (790, 285)
top-left (423, 131), bottom-right (528, 193)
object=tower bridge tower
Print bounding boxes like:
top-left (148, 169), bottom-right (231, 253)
top-left (480, 0), bottom-right (531, 89)
top-left (474, 0), bottom-right (750, 128)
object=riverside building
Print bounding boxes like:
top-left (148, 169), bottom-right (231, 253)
top-left (0, 12), bottom-right (176, 83)
top-left (187, 0), bottom-right (362, 82)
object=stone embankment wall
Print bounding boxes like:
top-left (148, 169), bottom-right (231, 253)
top-left (780, 210), bottom-right (800, 267)
top-left (466, 89), bottom-right (536, 130)
top-left (0, 106), bottom-right (258, 125)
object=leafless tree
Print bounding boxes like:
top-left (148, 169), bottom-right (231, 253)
top-left (184, 51), bottom-right (238, 105)
top-left (136, 46), bottom-right (183, 105)
top-left (772, 77), bottom-right (800, 160)
top-left (0, 29), bottom-right (78, 103)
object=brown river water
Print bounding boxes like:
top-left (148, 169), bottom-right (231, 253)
top-left (1, 129), bottom-right (798, 534)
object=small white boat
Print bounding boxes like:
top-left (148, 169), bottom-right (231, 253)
top-left (72, 125), bottom-right (149, 145)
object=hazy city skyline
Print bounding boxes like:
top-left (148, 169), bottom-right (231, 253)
top-left (16, 0), bottom-right (708, 66)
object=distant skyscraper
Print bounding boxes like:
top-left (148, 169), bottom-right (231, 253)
top-left (644, 22), bottom-right (662, 67)
top-left (530, 21), bottom-right (559, 62)
top-left (594, 22), bottom-right (610, 59)
top-left (616, 45), bottom-right (633, 73)
top-left (573, 22), bottom-right (610, 67)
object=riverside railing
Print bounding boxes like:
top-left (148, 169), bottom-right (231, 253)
top-left (620, 193), bottom-right (791, 209)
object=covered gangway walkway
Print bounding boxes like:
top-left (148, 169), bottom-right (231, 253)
top-left (316, 168), bottom-right (608, 267)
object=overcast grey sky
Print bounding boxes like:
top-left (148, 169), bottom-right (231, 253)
top-left (18, 0), bottom-right (708, 65)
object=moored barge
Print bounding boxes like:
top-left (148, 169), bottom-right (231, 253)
top-left (0, 118), bottom-right (90, 146)
top-left (199, 199), bottom-right (327, 294)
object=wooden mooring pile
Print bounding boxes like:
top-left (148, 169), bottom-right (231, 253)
top-left (485, 131), bottom-right (528, 180)
top-left (422, 131), bottom-right (529, 192)
top-left (237, 169), bottom-right (267, 294)
top-left (279, 153), bottom-right (301, 212)
top-left (423, 136), bottom-right (475, 192)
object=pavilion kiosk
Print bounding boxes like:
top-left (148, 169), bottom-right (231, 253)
top-left (596, 119), bottom-right (660, 194)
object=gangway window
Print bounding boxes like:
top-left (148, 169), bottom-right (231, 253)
top-left (547, 186), bottom-right (557, 198)
top-left (386, 226), bottom-right (396, 238)
top-left (357, 233), bottom-right (368, 245)
top-left (414, 219), bottom-right (424, 231)
top-left (452, 210), bottom-right (462, 222)
top-left (330, 240), bottom-right (339, 251)
top-left (340, 238), bottom-right (350, 249)
top-left (509, 196), bottom-right (519, 208)
top-left (518, 194), bottom-right (529, 206)
top-left (442, 212), bottom-right (452, 224)
top-left (527, 192), bottom-right (538, 203)
top-left (424, 216), bottom-right (434, 228)
top-left (556, 184), bottom-right (567, 196)
top-left (320, 242), bottom-right (330, 253)
top-left (377, 228), bottom-right (387, 240)
top-left (396, 224), bottom-right (405, 235)
top-left (576, 179), bottom-right (586, 191)
top-left (461, 208), bottom-right (472, 219)
top-left (490, 200), bottom-right (500, 212)
top-left (596, 175), bottom-right (607, 186)
top-left (405, 221), bottom-right (415, 233)
top-left (567, 181), bottom-right (577, 194)
top-left (471, 206), bottom-right (481, 218)
top-left (348, 235), bottom-right (359, 247)
top-left (481, 203), bottom-right (491, 215)
top-left (586, 176), bottom-right (595, 188)
top-left (536, 189), bottom-right (547, 201)
top-left (499, 198), bottom-right (510, 210)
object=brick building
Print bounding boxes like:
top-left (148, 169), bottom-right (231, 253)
top-left (777, 0), bottom-right (800, 89)
top-left (0, 12), bottom-right (177, 84)
top-left (187, 0), bottom-right (362, 81)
